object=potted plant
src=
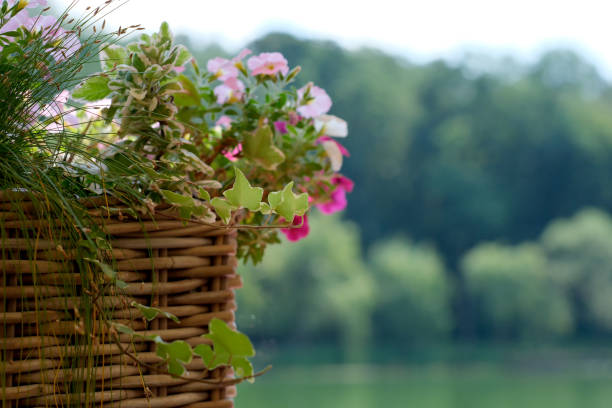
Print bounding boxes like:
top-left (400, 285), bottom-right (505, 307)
top-left (1, 2), bottom-right (353, 406)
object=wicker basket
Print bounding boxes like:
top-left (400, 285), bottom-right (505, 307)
top-left (0, 195), bottom-right (241, 407)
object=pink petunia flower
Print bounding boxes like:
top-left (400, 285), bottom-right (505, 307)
top-left (297, 83), bottom-right (332, 118)
top-left (281, 214), bottom-right (310, 242)
top-left (274, 121), bottom-right (288, 134)
top-left (207, 57), bottom-right (239, 81)
top-left (214, 77), bottom-right (245, 104)
top-left (206, 49), bottom-right (251, 81)
top-left (233, 48), bottom-right (252, 62)
top-left (216, 115), bottom-right (233, 129)
top-left (223, 143), bottom-right (242, 162)
top-left (247, 52), bottom-right (289, 76)
top-left (316, 176), bottom-right (354, 215)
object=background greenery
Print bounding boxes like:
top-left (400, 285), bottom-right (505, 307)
top-left (174, 32), bottom-right (612, 405)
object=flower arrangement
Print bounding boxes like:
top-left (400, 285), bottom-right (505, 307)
top-left (70, 22), bottom-right (354, 263)
top-left (0, 0), bottom-right (352, 399)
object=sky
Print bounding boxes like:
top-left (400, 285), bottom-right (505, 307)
top-left (59, 0), bottom-right (612, 78)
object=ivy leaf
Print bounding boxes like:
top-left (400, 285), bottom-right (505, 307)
top-left (204, 318), bottom-right (255, 357)
top-left (268, 182), bottom-right (309, 222)
top-left (223, 168), bottom-right (263, 211)
top-left (243, 126), bottom-right (285, 170)
top-left (211, 197), bottom-right (235, 224)
top-left (72, 75), bottom-right (111, 101)
top-left (232, 356), bottom-right (254, 382)
top-left (116, 279), bottom-right (128, 289)
top-left (197, 188), bottom-right (211, 202)
top-left (193, 343), bottom-right (229, 370)
top-left (84, 258), bottom-right (116, 280)
top-left (161, 190), bottom-right (195, 207)
top-left (259, 202), bottom-right (272, 214)
top-left (113, 323), bottom-right (135, 335)
top-left (131, 302), bottom-right (180, 323)
top-left (156, 339), bottom-right (193, 376)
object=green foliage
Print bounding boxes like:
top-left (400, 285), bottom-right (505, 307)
top-left (237, 214), bottom-right (374, 359)
top-left (243, 126), bottom-right (285, 170)
top-left (541, 209), bottom-right (612, 334)
top-left (368, 238), bottom-right (452, 342)
top-left (72, 75), bottom-right (111, 101)
top-left (151, 318), bottom-right (255, 379)
top-left (223, 168), bottom-right (264, 211)
top-left (132, 302), bottom-right (180, 323)
top-left (462, 243), bottom-right (573, 339)
top-left (267, 182), bottom-right (309, 222)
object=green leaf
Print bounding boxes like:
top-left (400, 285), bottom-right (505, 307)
top-left (193, 343), bottom-right (229, 370)
top-left (174, 74), bottom-right (201, 107)
top-left (259, 202), bottom-right (272, 214)
top-left (161, 190), bottom-right (195, 207)
top-left (116, 279), bottom-right (128, 289)
top-left (197, 188), bottom-right (211, 202)
top-left (113, 323), bottom-right (135, 335)
top-left (132, 302), bottom-right (180, 323)
top-left (175, 45), bottom-right (192, 67)
top-left (243, 126), bottom-right (285, 170)
top-left (72, 75), bottom-right (111, 102)
top-left (101, 45), bottom-right (128, 70)
top-left (223, 168), bottom-right (263, 211)
top-left (211, 197), bottom-right (235, 224)
top-left (205, 318), bottom-right (255, 357)
top-left (84, 258), bottom-right (116, 280)
top-left (232, 356), bottom-right (254, 382)
top-left (156, 339), bottom-right (193, 376)
top-left (268, 182), bottom-right (309, 222)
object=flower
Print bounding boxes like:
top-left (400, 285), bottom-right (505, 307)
top-left (223, 143), bottom-right (242, 162)
top-left (281, 214), bottom-right (310, 242)
top-left (274, 121), bottom-right (288, 134)
top-left (247, 52), bottom-right (289, 76)
top-left (321, 139), bottom-right (343, 171)
top-left (314, 114), bottom-right (348, 137)
top-left (214, 77), bottom-right (245, 104)
top-left (207, 57), bottom-right (238, 81)
top-left (317, 136), bottom-right (350, 157)
top-left (216, 115), bottom-right (233, 129)
top-left (316, 176), bottom-right (354, 215)
top-left (297, 83), bottom-right (332, 118)
top-left (207, 49), bottom-right (251, 80)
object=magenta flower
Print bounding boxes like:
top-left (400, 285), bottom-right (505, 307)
top-left (297, 83), bottom-right (332, 118)
top-left (316, 176), bottom-right (354, 215)
top-left (274, 121), bottom-right (288, 134)
top-left (216, 115), bottom-right (233, 129)
top-left (247, 52), bottom-right (289, 76)
top-left (281, 214), bottom-right (310, 242)
top-left (223, 143), bottom-right (242, 162)
top-left (214, 77), bottom-right (245, 104)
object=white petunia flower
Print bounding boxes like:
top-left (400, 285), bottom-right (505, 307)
top-left (314, 114), bottom-right (348, 138)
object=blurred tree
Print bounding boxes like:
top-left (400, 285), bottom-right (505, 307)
top-left (368, 237), bottom-right (452, 343)
top-left (541, 208), bottom-right (612, 336)
top-left (462, 243), bottom-right (573, 340)
top-left (236, 214), bottom-right (374, 360)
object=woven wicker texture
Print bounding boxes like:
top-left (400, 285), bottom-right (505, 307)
top-left (0, 196), bottom-right (241, 407)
